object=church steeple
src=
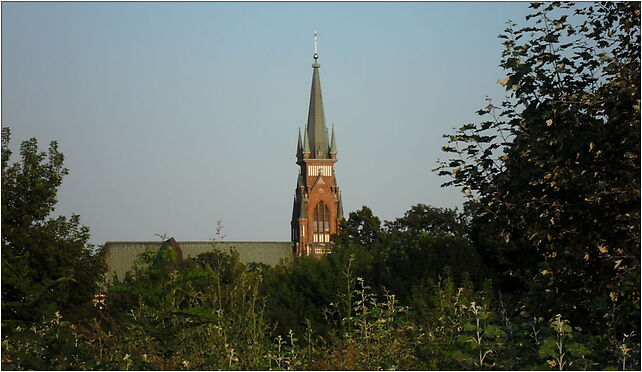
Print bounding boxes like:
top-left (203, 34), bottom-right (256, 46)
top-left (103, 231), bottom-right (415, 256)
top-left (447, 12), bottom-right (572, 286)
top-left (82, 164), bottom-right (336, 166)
top-left (291, 31), bottom-right (342, 257)
top-left (306, 32), bottom-right (329, 159)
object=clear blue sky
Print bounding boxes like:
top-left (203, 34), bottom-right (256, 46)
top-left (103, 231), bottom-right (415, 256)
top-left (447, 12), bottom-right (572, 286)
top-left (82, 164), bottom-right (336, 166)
top-left (2, 1), bottom-right (529, 245)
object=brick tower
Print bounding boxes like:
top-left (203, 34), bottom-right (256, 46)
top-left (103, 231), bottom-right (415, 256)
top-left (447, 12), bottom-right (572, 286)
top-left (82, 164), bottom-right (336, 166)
top-left (291, 33), bottom-right (343, 257)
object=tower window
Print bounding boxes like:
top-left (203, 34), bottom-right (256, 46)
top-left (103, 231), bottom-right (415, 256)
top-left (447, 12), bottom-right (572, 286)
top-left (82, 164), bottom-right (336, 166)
top-left (313, 201), bottom-right (330, 233)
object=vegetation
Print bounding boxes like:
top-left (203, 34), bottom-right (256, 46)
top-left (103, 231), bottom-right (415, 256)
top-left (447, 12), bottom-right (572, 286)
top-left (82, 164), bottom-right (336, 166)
top-left (2, 2), bottom-right (639, 370)
top-left (1, 128), bottom-right (105, 328)
top-left (435, 1), bottom-right (640, 337)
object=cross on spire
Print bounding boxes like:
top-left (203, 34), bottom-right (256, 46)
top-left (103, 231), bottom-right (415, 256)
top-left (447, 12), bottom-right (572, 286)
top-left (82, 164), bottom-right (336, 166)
top-left (313, 30), bottom-right (319, 60)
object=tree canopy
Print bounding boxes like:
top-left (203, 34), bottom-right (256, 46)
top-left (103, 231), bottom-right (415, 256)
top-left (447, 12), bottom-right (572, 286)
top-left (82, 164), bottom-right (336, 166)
top-left (436, 1), bottom-right (640, 334)
top-left (1, 128), bottom-right (105, 327)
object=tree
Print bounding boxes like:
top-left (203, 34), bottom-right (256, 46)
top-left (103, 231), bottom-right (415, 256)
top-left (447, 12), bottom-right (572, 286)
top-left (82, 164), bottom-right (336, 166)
top-left (261, 244), bottom-right (373, 338)
top-left (436, 2), bottom-right (640, 334)
top-left (375, 204), bottom-right (486, 301)
top-left (333, 204), bottom-right (485, 303)
top-left (385, 203), bottom-right (468, 236)
top-left (1, 128), bottom-right (105, 327)
top-left (333, 206), bottom-right (383, 249)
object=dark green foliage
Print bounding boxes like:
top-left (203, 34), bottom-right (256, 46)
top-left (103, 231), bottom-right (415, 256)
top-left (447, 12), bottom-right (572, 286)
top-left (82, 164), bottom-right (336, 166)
top-left (386, 203), bottom-right (468, 236)
top-left (261, 203), bottom-right (486, 339)
top-left (333, 205), bottom-right (383, 248)
top-left (3, 3), bottom-right (640, 370)
top-left (3, 244), bottom-right (640, 370)
top-left (103, 248), bottom-right (273, 370)
top-left (1, 128), bottom-right (105, 328)
top-left (436, 2), bottom-right (640, 335)
top-left (261, 243), bottom-right (373, 338)
top-left (332, 204), bottom-right (486, 302)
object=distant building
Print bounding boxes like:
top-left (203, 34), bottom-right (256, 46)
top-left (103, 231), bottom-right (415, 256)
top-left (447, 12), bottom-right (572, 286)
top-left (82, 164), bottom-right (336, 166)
top-left (103, 240), bottom-right (293, 281)
top-left (291, 45), bottom-right (343, 257)
top-left (103, 38), bottom-right (343, 278)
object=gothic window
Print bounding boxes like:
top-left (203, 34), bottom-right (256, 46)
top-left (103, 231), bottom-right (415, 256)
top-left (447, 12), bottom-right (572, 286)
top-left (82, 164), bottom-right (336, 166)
top-left (313, 201), bottom-right (330, 233)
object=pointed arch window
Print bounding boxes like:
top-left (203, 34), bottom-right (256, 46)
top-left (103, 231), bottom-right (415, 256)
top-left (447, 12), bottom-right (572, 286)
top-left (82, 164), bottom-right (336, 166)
top-left (313, 201), bottom-right (330, 233)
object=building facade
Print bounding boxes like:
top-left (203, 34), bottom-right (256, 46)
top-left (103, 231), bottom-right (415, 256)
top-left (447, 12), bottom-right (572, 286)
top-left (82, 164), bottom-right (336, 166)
top-left (291, 48), bottom-right (344, 257)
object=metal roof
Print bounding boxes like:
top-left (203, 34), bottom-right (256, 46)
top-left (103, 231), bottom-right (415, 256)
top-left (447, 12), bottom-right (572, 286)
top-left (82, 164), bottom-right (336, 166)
top-left (102, 240), bottom-right (293, 281)
top-left (305, 61), bottom-right (330, 159)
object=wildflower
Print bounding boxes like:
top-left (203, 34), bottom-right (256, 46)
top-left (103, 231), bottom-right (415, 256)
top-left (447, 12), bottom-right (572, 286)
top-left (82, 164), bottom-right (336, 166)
top-left (547, 360), bottom-right (557, 368)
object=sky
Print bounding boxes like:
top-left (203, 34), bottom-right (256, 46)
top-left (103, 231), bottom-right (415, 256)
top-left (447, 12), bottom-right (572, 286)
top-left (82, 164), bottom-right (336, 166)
top-left (2, 1), bottom-right (530, 245)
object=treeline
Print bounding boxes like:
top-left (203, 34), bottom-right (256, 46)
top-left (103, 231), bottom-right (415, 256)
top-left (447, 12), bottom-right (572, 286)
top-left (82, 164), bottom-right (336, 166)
top-left (2, 2), bottom-right (640, 370)
top-left (1, 207), bottom-right (639, 369)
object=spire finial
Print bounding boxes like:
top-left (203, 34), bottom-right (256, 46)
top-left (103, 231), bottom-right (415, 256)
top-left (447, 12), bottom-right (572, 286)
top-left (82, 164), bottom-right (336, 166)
top-left (313, 30), bottom-right (319, 61)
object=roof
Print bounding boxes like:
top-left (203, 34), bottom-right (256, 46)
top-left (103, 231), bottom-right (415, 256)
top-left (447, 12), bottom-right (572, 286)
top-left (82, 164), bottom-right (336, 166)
top-left (297, 128), bottom-right (303, 157)
top-left (102, 240), bottom-right (293, 281)
top-left (330, 125), bottom-right (337, 154)
top-left (305, 60), bottom-right (330, 159)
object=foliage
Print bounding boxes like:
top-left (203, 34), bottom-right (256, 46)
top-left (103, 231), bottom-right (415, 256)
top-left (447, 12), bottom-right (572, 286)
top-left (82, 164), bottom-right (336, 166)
top-left (261, 242), bottom-right (373, 338)
top-left (316, 272), bottom-right (420, 370)
top-left (105, 248), bottom-right (274, 370)
top-left (386, 203), bottom-right (469, 236)
top-left (333, 205), bottom-right (383, 248)
top-left (331, 204), bottom-right (486, 301)
top-left (3, 244), bottom-right (640, 370)
top-left (3, 3), bottom-right (641, 370)
top-left (436, 1), bottom-right (640, 335)
top-left (261, 203), bottom-right (485, 339)
top-left (1, 128), bottom-right (105, 329)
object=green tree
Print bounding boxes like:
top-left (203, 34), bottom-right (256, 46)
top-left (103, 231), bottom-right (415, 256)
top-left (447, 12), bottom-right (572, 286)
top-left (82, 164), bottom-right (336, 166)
top-left (436, 2), bottom-right (640, 335)
top-left (261, 244), bottom-right (373, 338)
top-left (333, 206), bottom-right (383, 249)
top-left (385, 203), bottom-right (468, 237)
top-left (1, 128), bottom-right (105, 328)
top-left (332, 204), bottom-right (486, 303)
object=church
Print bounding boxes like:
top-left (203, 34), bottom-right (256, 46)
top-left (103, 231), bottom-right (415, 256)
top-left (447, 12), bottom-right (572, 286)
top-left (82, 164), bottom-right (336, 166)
top-left (103, 38), bottom-right (343, 280)
top-left (291, 40), bottom-right (344, 256)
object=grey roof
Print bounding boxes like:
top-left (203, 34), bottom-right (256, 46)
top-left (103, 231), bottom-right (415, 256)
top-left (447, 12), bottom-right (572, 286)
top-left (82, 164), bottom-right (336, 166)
top-left (306, 61), bottom-right (330, 159)
top-left (102, 241), bottom-right (293, 281)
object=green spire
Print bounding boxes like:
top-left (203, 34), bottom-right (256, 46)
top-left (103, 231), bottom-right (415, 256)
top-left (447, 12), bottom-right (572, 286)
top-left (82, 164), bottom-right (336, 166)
top-left (305, 36), bottom-right (329, 159)
top-left (303, 127), bottom-right (310, 154)
top-left (330, 124), bottom-right (337, 154)
top-left (296, 128), bottom-right (303, 156)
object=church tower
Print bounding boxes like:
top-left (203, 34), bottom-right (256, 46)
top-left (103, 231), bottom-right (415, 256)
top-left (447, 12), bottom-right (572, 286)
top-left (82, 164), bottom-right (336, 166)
top-left (291, 33), bottom-right (343, 257)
